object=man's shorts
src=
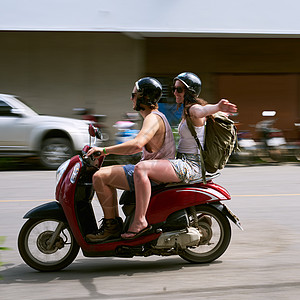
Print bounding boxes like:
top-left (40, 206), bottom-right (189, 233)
top-left (123, 164), bottom-right (136, 192)
top-left (123, 164), bottom-right (158, 192)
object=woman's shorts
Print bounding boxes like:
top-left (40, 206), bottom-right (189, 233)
top-left (169, 153), bottom-right (202, 184)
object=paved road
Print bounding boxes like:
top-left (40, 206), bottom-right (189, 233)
top-left (1, 164), bottom-right (300, 299)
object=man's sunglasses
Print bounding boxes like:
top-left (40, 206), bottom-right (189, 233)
top-left (131, 93), bottom-right (137, 98)
top-left (172, 86), bottom-right (184, 93)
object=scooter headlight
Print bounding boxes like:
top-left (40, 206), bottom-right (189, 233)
top-left (56, 159), bottom-right (70, 186)
top-left (70, 162), bottom-right (81, 184)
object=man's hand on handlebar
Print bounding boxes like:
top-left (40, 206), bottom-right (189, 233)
top-left (86, 147), bottom-right (105, 158)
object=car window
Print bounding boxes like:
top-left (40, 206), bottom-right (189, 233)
top-left (0, 100), bottom-right (14, 116)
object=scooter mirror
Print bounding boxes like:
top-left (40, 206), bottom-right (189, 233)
top-left (88, 124), bottom-right (96, 137)
top-left (95, 128), bottom-right (103, 140)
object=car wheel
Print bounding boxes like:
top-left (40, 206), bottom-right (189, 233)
top-left (40, 138), bottom-right (73, 169)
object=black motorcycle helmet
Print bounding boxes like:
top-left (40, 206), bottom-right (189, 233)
top-left (174, 72), bottom-right (202, 97)
top-left (134, 77), bottom-right (162, 111)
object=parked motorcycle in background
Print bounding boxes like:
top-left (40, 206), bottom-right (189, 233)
top-left (112, 112), bottom-right (141, 164)
top-left (293, 122), bottom-right (300, 161)
top-left (73, 108), bottom-right (110, 143)
top-left (230, 129), bottom-right (257, 164)
top-left (227, 115), bottom-right (257, 165)
top-left (114, 120), bottom-right (139, 145)
top-left (255, 111), bottom-right (287, 162)
top-left (285, 122), bottom-right (300, 161)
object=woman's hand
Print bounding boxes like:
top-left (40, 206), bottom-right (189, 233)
top-left (218, 99), bottom-right (237, 114)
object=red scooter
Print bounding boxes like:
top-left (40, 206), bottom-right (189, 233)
top-left (18, 125), bottom-right (242, 272)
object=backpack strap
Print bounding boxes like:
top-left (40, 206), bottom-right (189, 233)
top-left (185, 109), bottom-right (207, 184)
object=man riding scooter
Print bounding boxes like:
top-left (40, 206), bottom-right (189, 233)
top-left (85, 77), bottom-right (176, 242)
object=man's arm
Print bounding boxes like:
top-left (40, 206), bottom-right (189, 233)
top-left (87, 113), bottom-right (160, 157)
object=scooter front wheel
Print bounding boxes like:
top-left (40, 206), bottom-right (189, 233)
top-left (18, 218), bottom-right (80, 272)
top-left (180, 205), bottom-right (231, 264)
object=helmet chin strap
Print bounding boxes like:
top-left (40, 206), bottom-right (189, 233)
top-left (134, 97), bottom-right (145, 111)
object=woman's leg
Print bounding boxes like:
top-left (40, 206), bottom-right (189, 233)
top-left (121, 160), bottom-right (180, 238)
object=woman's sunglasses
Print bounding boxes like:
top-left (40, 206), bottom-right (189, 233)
top-left (172, 86), bottom-right (184, 93)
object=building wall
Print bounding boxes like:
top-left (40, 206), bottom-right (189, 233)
top-left (1, 33), bottom-right (300, 140)
top-left (217, 74), bottom-right (299, 139)
top-left (145, 38), bottom-right (300, 139)
top-left (0, 31), bottom-right (145, 130)
top-left (146, 38), bottom-right (300, 73)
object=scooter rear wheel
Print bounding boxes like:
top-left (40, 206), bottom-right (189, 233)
top-left (18, 218), bottom-right (79, 272)
top-left (179, 205), bottom-right (231, 264)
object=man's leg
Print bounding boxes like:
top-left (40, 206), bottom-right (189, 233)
top-left (86, 165), bottom-right (130, 242)
top-left (93, 165), bottom-right (129, 219)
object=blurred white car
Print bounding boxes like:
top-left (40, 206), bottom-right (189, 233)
top-left (0, 93), bottom-right (90, 169)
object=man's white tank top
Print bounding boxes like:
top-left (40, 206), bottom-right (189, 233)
top-left (177, 119), bottom-right (205, 154)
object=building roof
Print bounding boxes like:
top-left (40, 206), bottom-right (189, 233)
top-left (1, 0), bottom-right (300, 37)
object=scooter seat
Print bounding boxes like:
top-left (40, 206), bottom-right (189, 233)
top-left (165, 172), bottom-right (220, 187)
top-left (119, 173), bottom-right (220, 206)
top-left (119, 183), bottom-right (167, 205)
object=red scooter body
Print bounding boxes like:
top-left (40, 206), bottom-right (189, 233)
top-left (55, 152), bottom-right (236, 255)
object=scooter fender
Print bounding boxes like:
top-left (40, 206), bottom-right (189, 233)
top-left (23, 201), bottom-right (67, 222)
top-left (146, 183), bottom-right (231, 224)
top-left (209, 202), bottom-right (243, 230)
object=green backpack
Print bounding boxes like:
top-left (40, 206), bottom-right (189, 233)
top-left (186, 112), bottom-right (238, 183)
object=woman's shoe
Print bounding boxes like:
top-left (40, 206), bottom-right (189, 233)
top-left (121, 225), bottom-right (152, 240)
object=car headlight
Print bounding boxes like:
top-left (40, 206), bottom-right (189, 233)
top-left (56, 159), bottom-right (70, 186)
